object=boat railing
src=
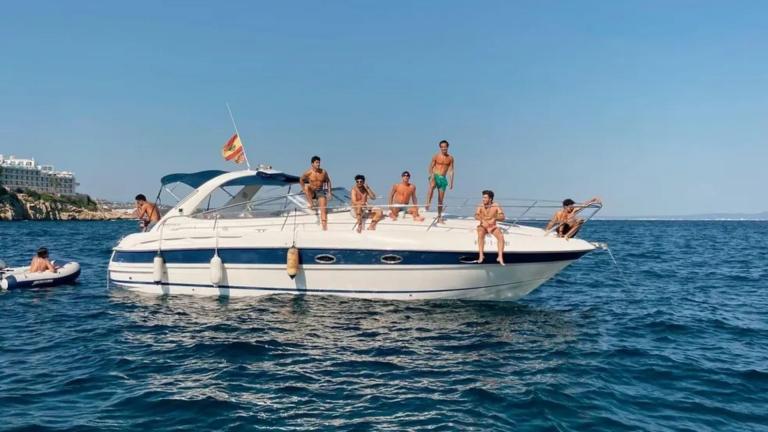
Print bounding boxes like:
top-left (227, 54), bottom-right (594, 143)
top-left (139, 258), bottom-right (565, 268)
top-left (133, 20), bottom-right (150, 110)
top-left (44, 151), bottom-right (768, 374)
top-left (151, 196), bottom-right (602, 238)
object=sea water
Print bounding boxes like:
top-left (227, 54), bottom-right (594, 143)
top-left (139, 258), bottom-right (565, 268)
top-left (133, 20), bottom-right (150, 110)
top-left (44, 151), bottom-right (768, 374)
top-left (0, 221), bottom-right (766, 431)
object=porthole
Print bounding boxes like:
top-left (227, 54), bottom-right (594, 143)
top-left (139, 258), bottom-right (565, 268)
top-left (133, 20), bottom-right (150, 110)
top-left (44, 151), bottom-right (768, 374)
top-left (459, 256), bottom-right (478, 264)
top-left (380, 254), bottom-right (403, 264)
top-left (314, 254), bottom-right (337, 264)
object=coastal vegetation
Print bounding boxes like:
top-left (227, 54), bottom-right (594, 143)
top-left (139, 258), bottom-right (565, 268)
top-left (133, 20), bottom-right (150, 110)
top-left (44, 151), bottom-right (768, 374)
top-left (0, 186), bottom-right (129, 221)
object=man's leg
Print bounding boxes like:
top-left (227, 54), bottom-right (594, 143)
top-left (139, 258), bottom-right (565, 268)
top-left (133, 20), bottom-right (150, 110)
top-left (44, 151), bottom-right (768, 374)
top-left (564, 220), bottom-right (584, 239)
top-left (425, 177), bottom-right (435, 210)
top-left (319, 196), bottom-right (328, 230)
top-left (354, 206), bottom-right (363, 233)
top-left (389, 207), bottom-right (400, 220)
top-left (492, 229), bottom-right (505, 265)
top-left (368, 209), bottom-right (383, 230)
top-left (437, 189), bottom-right (446, 223)
top-left (409, 206), bottom-right (425, 222)
top-left (477, 226), bottom-right (487, 263)
top-left (304, 186), bottom-right (315, 210)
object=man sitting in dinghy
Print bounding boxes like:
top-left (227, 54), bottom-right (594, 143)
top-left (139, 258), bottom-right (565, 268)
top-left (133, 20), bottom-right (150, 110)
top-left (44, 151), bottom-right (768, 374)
top-left (29, 247), bottom-right (56, 273)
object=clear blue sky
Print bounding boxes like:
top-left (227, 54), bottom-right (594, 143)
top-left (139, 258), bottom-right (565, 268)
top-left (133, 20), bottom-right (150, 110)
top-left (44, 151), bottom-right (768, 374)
top-left (1, 1), bottom-right (766, 216)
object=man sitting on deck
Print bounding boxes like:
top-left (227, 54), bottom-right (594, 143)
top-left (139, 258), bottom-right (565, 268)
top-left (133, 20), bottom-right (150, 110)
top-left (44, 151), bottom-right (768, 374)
top-left (29, 247), bottom-right (56, 273)
top-left (351, 174), bottom-right (383, 232)
top-left (388, 171), bottom-right (425, 222)
top-left (300, 155), bottom-right (333, 231)
top-left (545, 197), bottom-right (601, 239)
top-left (475, 190), bottom-right (506, 265)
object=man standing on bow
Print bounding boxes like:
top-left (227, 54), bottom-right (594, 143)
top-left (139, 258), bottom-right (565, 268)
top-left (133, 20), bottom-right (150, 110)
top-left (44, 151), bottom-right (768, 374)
top-left (425, 140), bottom-right (455, 223)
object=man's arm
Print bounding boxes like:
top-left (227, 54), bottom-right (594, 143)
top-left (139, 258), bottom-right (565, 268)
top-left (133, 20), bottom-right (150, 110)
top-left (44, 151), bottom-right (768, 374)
top-left (45, 260), bottom-right (56, 272)
top-left (324, 172), bottom-right (332, 193)
top-left (573, 197), bottom-right (601, 214)
top-left (299, 169), bottom-right (310, 189)
top-left (448, 157), bottom-right (455, 189)
top-left (544, 213), bottom-right (558, 231)
top-left (388, 185), bottom-right (396, 206)
top-left (475, 206), bottom-right (483, 221)
top-left (410, 186), bottom-right (418, 205)
top-left (365, 185), bottom-right (376, 200)
top-left (494, 203), bottom-right (505, 221)
top-left (427, 155), bottom-right (436, 176)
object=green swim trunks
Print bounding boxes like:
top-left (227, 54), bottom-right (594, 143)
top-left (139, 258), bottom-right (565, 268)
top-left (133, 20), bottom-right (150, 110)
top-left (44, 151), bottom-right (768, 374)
top-left (433, 173), bottom-right (448, 192)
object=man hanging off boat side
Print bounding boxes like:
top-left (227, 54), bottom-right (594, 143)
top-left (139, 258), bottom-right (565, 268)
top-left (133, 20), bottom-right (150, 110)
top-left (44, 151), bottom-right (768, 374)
top-left (475, 190), bottom-right (505, 265)
top-left (425, 140), bottom-right (455, 223)
top-left (135, 194), bottom-right (161, 232)
top-left (350, 174), bottom-right (383, 233)
top-left (545, 197), bottom-right (602, 239)
top-left (300, 155), bottom-right (332, 230)
top-left (389, 171), bottom-right (425, 222)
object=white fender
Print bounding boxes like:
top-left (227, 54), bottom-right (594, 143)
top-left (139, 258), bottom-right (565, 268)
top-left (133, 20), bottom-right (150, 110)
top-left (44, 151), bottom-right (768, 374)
top-left (210, 254), bottom-right (223, 285)
top-left (286, 246), bottom-right (299, 279)
top-left (152, 255), bottom-right (164, 283)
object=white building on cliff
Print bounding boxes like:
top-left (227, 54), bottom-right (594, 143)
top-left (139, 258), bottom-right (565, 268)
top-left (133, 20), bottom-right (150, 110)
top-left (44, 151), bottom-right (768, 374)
top-left (0, 154), bottom-right (78, 195)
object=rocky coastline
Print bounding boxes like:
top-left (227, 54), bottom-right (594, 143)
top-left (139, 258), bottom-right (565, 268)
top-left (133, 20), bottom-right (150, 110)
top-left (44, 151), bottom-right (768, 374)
top-left (0, 187), bottom-right (133, 221)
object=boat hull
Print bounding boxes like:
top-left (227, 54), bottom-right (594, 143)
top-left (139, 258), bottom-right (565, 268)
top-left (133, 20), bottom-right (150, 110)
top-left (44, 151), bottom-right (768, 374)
top-left (108, 257), bottom-right (578, 301)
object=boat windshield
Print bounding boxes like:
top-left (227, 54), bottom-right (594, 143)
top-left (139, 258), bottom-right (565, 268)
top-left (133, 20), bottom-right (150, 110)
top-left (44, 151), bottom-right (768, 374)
top-left (190, 185), bottom-right (352, 219)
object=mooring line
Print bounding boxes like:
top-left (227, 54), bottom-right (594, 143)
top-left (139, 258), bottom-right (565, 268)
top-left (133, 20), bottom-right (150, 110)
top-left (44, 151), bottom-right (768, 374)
top-left (592, 242), bottom-right (632, 289)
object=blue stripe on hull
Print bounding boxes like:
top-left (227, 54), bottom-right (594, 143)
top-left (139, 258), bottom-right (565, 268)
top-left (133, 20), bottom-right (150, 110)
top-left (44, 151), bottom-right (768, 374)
top-left (108, 277), bottom-right (544, 294)
top-left (111, 248), bottom-right (589, 265)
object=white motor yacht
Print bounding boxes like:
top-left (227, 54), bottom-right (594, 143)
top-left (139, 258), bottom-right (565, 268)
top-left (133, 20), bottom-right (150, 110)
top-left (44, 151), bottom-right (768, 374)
top-left (108, 169), bottom-right (602, 301)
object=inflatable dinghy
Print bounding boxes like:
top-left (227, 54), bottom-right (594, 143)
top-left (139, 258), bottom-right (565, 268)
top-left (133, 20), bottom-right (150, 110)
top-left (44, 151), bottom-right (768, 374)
top-left (0, 261), bottom-right (81, 290)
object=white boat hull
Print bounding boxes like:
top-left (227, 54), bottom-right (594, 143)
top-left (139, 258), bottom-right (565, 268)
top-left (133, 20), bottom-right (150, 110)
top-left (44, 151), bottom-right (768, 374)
top-left (109, 259), bottom-right (576, 301)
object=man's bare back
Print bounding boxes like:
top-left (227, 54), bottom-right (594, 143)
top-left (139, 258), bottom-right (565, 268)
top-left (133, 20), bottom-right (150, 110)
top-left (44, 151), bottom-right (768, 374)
top-left (137, 202), bottom-right (161, 222)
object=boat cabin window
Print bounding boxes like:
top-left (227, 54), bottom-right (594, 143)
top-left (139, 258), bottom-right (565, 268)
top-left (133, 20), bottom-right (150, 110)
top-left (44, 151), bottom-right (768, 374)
top-left (191, 185), bottom-right (353, 220)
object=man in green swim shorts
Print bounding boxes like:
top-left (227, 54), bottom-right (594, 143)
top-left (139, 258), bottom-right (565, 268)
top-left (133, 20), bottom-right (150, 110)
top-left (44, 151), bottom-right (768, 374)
top-left (425, 140), bottom-right (455, 223)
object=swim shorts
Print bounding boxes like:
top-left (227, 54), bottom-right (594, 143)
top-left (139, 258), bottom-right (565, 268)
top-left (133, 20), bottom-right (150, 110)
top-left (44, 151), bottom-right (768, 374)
top-left (312, 189), bottom-right (327, 200)
top-left (433, 173), bottom-right (448, 192)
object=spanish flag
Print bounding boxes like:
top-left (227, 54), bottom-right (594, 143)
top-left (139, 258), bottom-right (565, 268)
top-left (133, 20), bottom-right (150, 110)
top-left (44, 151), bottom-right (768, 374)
top-left (221, 133), bottom-right (245, 164)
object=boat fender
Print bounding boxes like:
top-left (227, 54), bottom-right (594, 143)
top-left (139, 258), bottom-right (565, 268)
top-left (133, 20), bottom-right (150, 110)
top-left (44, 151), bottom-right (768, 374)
top-left (210, 254), bottom-right (223, 285)
top-left (286, 246), bottom-right (299, 279)
top-left (152, 255), bottom-right (164, 283)
top-left (1, 275), bottom-right (16, 290)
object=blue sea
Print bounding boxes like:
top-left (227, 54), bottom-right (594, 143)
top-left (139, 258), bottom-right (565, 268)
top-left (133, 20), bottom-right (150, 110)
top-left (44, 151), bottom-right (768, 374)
top-left (0, 221), bottom-right (766, 431)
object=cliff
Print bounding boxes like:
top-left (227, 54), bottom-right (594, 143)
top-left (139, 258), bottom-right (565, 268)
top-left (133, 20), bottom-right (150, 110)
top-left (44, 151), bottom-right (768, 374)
top-left (0, 187), bottom-right (133, 221)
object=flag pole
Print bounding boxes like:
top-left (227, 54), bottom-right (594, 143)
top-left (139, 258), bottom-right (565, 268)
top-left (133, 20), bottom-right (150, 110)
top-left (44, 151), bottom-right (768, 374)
top-left (225, 102), bottom-right (252, 170)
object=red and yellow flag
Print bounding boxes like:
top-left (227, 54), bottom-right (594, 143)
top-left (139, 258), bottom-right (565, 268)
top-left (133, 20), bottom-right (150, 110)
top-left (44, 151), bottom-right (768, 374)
top-left (221, 133), bottom-right (245, 164)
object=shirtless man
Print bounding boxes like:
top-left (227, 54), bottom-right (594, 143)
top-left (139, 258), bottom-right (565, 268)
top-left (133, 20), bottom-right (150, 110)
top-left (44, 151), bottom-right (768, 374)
top-left (300, 155), bottom-right (332, 230)
top-left (545, 197), bottom-right (601, 239)
top-left (29, 247), bottom-right (56, 273)
top-left (388, 171), bottom-right (425, 222)
top-left (135, 194), bottom-right (161, 232)
top-left (475, 190), bottom-right (506, 265)
top-left (425, 140), bottom-right (455, 223)
top-left (351, 174), bottom-right (383, 233)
